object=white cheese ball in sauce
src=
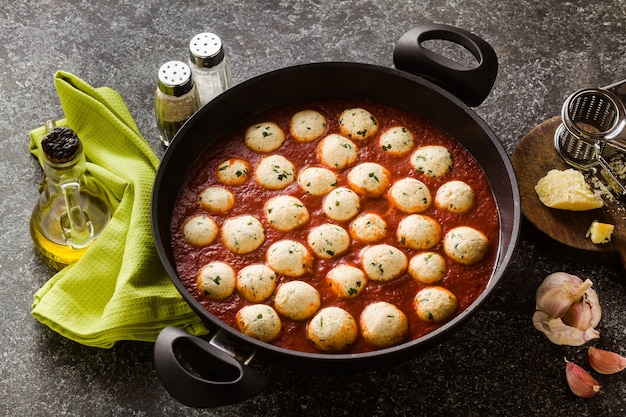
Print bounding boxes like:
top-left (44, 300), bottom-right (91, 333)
top-left (435, 180), bottom-right (475, 213)
top-left (182, 215), bottom-right (218, 247)
top-left (266, 239), bottom-right (314, 277)
top-left (347, 162), bottom-right (391, 197)
top-left (443, 226), bottom-right (489, 265)
top-left (361, 244), bottom-right (408, 282)
top-left (411, 145), bottom-right (453, 178)
top-left (396, 214), bottom-right (442, 250)
top-left (326, 264), bottom-right (368, 298)
top-left (216, 158), bottom-right (251, 186)
top-left (236, 264), bottom-right (277, 302)
top-left (414, 286), bottom-right (458, 323)
top-left (360, 302), bottom-right (409, 348)
top-left (196, 261), bottom-right (236, 301)
top-left (349, 212), bottom-right (387, 243)
top-left (297, 166), bottom-right (338, 196)
top-left (338, 108), bottom-right (379, 140)
top-left (236, 304), bottom-right (282, 342)
top-left (307, 307), bottom-right (358, 352)
top-left (198, 186), bottom-right (235, 213)
top-left (408, 252), bottom-right (447, 284)
top-left (274, 280), bottom-right (321, 320)
top-left (307, 223), bottom-right (350, 259)
top-left (290, 110), bottom-right (327, 143)
top-left (245, 122), bottom-right (285, 153)
top-left (221, 215), bottom-right (265, 254)
top-left (323, 187), bottom-right (360, 221)
top-left (317, 134), bottom-right (359, 170)
top-left (264, 195), bottom-right (309, 232)
top-left (379, 126), bottom-right (415, 156)
top-left (255, 154), bottom-right (296, 190)
top-left (388, 177), bottom-right (431, 213)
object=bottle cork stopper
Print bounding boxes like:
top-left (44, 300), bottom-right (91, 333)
top-left (41, 127), bottom-right (80, 163)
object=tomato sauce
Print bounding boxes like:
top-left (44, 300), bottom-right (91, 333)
top-left (170, 99), bottom-right (499, 354)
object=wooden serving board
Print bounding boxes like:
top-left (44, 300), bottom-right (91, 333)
top-left (511, 116), bottom-right (626, 272)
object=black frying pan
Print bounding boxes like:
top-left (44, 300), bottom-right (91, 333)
top-left (151, 24), bottom-right (520, 407)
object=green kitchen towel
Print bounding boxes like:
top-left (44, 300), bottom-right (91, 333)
top-left (30, 71), bottom-right (208, 348)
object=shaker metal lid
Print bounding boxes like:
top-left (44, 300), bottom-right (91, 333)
top-left (189, 32), bottom-right (225, 68)
top-left (157, 61), bottom-right (194, 96)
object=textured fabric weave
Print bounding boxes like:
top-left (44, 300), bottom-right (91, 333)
top-left (30, 71), bottom-right (207, 348)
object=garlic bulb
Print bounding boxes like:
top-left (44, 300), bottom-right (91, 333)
top-left (565, 359), bottom-right (601, 398)
top-left (533, 272), bottom-right (601, 346)
top-left (588, 347), bottom-right (626, 375)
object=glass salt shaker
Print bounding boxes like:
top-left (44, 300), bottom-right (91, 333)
top-left (154, 61), bottom-right (200, 146)
top-left (188, 32), bottom-right (233, 106)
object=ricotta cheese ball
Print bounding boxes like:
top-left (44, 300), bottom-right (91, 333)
top-left (182, 215), bottom-right (218, 247)
top-left (326, 264), bottom-right (368, 298)
top-left (266, 239), bottom-right (314, 277)
top-left (411, 145), bottom-right (453, 178)
top-left (396, 214), bottom-right (442, 250)
top-left (388, 177), bottom-right (432, 213)
top-left (236, 304), bottom-right (282, 342)
top-left (244, 121), bottom-right (285, 153)
top-left (361, 244), bottom-right (408, 282)
top-left (307, 223), bottom-right (350, 259)
top-left (443, 226), bottom-right (489, 265)
top-left (216, 158), bottom-right (251, 186)
top-left (435, 180), bottom-right (475, 213)
top-left (196, 261), bottom-right (236, 301)
top-left (198, 186), bottom-right (235, 213)
top-left (379, 126), bottom-right (415, 156)
top-left (264, 195), bottom-right (309, 232)
top-left (254, 154), bottom-right (296, 190)
top-left (347, 162), bottom-right (391, 197)
top-left (349, 212), bottom-right (387, 243)
top-left (297, 166), bottom-right (338, 196)
top-left (221, 215), bottom-right (266, 254)
top-left (274, 280), bottom-right (321, 320)
top-left (290, 110), bottom-right (327, 143)
top-left (317, 134), bottom-right (359, 169)
top-left (414, 286), bottom-right (458, 323)
top-left (323, 187), bottom-right (361, 221)
top-left (338, 108), bottom-right (379, 140)
top-left (236, 263), bottom-right (277, 302)
top-left (307, 307), bottom-right (358, 352)
top-left (360, 302), bottom-right (409, 348)
top-left (408, 252), bottom-right (447, 284)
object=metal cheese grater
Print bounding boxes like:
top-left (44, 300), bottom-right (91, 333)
top-left (554, 79), bottom-right (626, 198)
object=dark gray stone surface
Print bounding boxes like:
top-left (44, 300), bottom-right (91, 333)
top-left (1, 0), bottom-right (626, 415)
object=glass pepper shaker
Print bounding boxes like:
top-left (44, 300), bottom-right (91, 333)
top-left (30, 121), bottom-right (113, 270)
top-left (154, 61), bottom-right (200, 146)
top-left (188, 32), bottom-right (233, 106)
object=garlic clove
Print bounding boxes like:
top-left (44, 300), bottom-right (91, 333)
top-left (565, 359), bottom-right (601, 398)
top-left (562, 301), bottom-right (594, 330)
top-left (588, 346), bottom-right (626, 375)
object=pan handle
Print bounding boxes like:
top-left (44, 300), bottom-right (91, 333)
top-left (393, 23), bottom-right (498, 107)
top-left (154, 326), bottom-right (269, 408)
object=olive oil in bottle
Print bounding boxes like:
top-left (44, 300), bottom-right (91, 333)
top-left (30, 122), bottom-right (112, 270)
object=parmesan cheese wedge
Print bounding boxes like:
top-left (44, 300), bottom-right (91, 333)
top-left (534, 169), bottom-right (603, 211)
top-left (586, 220), bottom-right (614, 244)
